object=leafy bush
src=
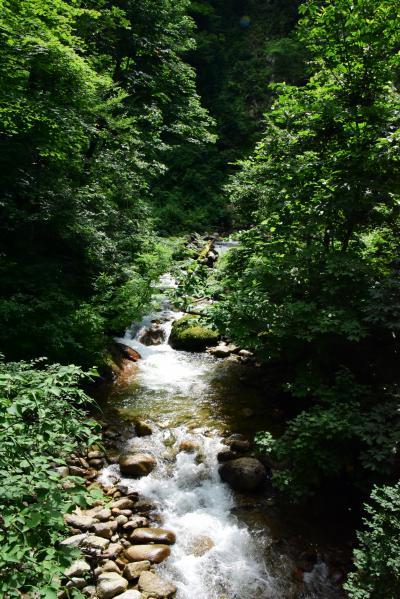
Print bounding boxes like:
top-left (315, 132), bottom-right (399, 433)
top-left (0, 358), bottom-right (101, 597)
top-left (345, 483), bottom-right (400, 599)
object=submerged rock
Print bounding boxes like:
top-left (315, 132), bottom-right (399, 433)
top-left (219, 457), bottom-right (267, 492)
top-left (119, 453), bottom-right (156, 478)
top-left (124, 544), bottom-right (171, 564)
top-left (138, 570), bottom-right (177, 598)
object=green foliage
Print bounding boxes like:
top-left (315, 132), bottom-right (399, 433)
top-left (0, 358), bottom-right (101, 597)
top-left (345, 483), bottom-right (400, 598)
top-left (0, 0), bottom-right (212, 364)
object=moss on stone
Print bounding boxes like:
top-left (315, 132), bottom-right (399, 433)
top-left (169, 315), bottom-right (220, 351)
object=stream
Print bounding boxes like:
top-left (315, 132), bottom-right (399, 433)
top-left (98, 254), bottom-right (346, 598)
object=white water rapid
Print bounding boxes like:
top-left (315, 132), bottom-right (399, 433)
top-left (99, 272), bottom-right (343, 599)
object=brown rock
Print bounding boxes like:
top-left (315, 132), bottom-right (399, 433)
top-left (124, 544), bottom-right (171, 564)
top-left (110, 498), bottom-right (136, 510)
top-left (217, 449), bottom-right (239, 463)
top-left (91, 521), bottom-right (118, 539)
top-left (123, 516), bottom-right (149, 531)
top-left (219, 457), bottom-right (267, 492)
top-left (123, 560), bottom-right (151, 581)
top-left (138, 571), bottom-right (177, 598)
top-left (135, 420), bottom-right (153, 437)
top-left (226, 439), bottom-right (251, 452)
top-left (119, 454), bottom-right (156, 478)
top-left (130, 528), bottom-right (175, 546)
top-left (178, 440), bottom-right (199, 453)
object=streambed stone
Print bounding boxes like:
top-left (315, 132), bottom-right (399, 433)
top-left (92, 521), bottom-right (118, 539)
top-left (64, 514), bottom-right (96, 530)
top-left (113, 592), bottom-right (142, 599)
top-left (123, 560), bottom-right (151, 580)
top-left (124, 544), bottom-right (171, 564)
top-left (119, 453), bottom-right (156, 478)
top-left (138, 570), bottom-right (177, 598)
top-left (130, 528), bottom-right (176, 545)
top-left (96, 572), bottom-right (128, 599)
top-left (219, 457), bottom-right (266, 492)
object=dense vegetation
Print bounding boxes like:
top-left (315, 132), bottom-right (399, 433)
top-left (1, 0), bottom-right (400, 595)
top-left (213, 0), bottom-right (400, 595)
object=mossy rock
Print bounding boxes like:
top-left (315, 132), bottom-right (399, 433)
top-left (169, 315), bottom-right (220, 352)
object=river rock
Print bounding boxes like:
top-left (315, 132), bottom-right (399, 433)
top-left (124, 544), bottom-right (171, 564)
top-left (61, 533), bottom-right (87, 547)
top-left (103, 542), bottom-right (124, 560)
top-left (82, 586), bottom-right (96, 598)
top-left (178, 440), bottom-right (199, 453)
top-left (130, 528), bottom-right (176, 545)
top-left (119, 454), bottom-right (156, 478)
top-left (101, 561), bottom-right (121, 574)
top-left (138, 571), bottom-right (177, 598)
top-left (66, 577), bottom-right (87, 590)
top-left (219, 457), bottom-right (267, 492)
top-left (123, 516), bottom-right (149, 531)
top-left (82, 535), bottom-right (110, 552)
top-left (92, 521), bottom-right (118, 539)
top-left (208, 342), bottom-right (238, 358)
top-left (135, 420), bottom-right (153, 437)
top-left (113, 592), bottom-right (142, 599)
top-left (110, 498), bottom-right (136, 510)
top-left (217, 448), bottom-right (239, 463)
top-left (65, 514), bottom-right (96, 530)
top-left (123, 560), bottom-right (151, 581)
top-left (189, 535), bottom-right (214, 556)
top-left (64, 559), bottom-right (91, 578)
top-left (139, 324), bottom-right (166, 346)
top-left (116, 343), bottom-right (142, 362)
top-left (95, 508), bottom-right (113, 522)
top-left (96, 572), bottom-right (128, 599)
top-left (226, 439), bottom-right (251, 452)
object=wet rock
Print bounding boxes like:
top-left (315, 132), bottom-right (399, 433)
top-left (239, 349), bottom-right (254, 358)
top-left (89, 458), bottom-right (104, 469)
top-left (110, 498), bottom-right (136, 510)
top-left (88, 450), bottom-right (104, 460)
top-left (178, 440), bottom-right (199, 453)
top-left (219, 457), bottom-right (267, 492)
top-left (81, 535), bottom-right (110, 552)
top-left (217, 448), bottom-right (239, 463)
top-left (64, 559), bottom-right (91, 578)
top-left (138, 570), bottom-right (177, 598)
top-left (169, 315), bottom-right (219, 352)
top-left (119, 454), bottom-right (156, 478)
top-left (96, 572), bottom-right (128, 599)
top-left (69, 465), bottom-right (87, 477)
top-left (139, 324), bottom-right (166, 346)
top-left (82, 586), bottom-right (96, 598)
top-left (116, 343), bottom-right (141, 362)
top-left (123, 560), bottom-right (151, 581)
top-left (226, 439), bottom-right (251, 452)
top-left (106, 450), bottom-right (121, 464)
top-left (92, 521), bottom-right (118, 539)
top-left (124, 544), bottom-right (171, 564)
top-left (61, 533), bottom-right (87, 547)
top-left (130, 528), bottom-right (176, 545)
top-left (135, 420), bottom-right (153, 437)
top-left (112, 508), bottom-right (133, 517)
top-left (134, 499), bottom-right (155, 515)
top-left (123, 516), bottom-right (149, 531)
top-left (189, 535), bottom-right (214, 557)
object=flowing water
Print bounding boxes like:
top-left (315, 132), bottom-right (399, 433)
top-left (98, 268), bottom-right (345, 599)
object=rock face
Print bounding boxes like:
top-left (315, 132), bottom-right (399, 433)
top-left (96, 572), bottom-right (128, 599)
top-left (219, 457), bottom-right (267, 492)
top-left (119, 453), bottom-right (156, 478)
top-left (130, 527), bottom-right (176, 545)
top-left (125, 544), bottom-right (171, 564)
top-left (169, 315), bottom-right (219, 352)
top-left (139, 571), bottom-right (177, 598)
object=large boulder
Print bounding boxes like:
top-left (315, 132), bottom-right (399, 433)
top-left (138, 571), bottom-right (177, 598)
top-left (119, 453), bottom-right (156, 478)
top-left (124, 544), bottom-right (171, 564)
top-left (130, 528), bottom-right (176, 545)
top-left (169, 315), bottom-right (219, 352)
top-left (219, 457), bottom-right (267, 492)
